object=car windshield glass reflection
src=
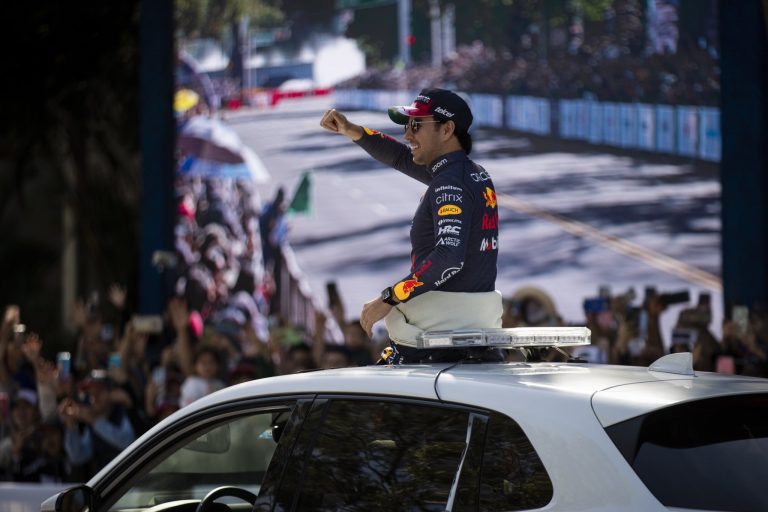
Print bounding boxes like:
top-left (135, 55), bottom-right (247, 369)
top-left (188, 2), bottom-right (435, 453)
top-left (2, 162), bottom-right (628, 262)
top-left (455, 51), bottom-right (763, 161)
top-left (111, 408), bottom-right (290, 510)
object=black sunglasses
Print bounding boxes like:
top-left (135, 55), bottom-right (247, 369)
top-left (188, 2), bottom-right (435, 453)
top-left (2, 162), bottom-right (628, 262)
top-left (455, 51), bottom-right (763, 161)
top-left (404, 118), bottom-right (444, 134)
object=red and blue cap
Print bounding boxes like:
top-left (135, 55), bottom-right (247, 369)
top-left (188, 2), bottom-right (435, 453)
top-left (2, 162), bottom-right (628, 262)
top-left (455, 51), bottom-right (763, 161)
top-left (388, 88), bottom-right (473, 133)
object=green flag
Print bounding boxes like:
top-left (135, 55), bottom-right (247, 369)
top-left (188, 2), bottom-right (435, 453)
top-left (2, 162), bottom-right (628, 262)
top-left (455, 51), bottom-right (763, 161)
top-left (288, 171), bottom-right (311, 214)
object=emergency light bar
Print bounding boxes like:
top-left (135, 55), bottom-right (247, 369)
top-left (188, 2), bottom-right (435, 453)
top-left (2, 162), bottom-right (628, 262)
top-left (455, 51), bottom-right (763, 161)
top-left (416, 327), bottom-right (591, 350)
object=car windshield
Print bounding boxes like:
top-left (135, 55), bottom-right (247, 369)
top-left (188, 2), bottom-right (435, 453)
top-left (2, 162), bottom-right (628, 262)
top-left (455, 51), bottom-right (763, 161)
top-left (111, 409), bottom-right (288, 510)
top-left (605, 393), bottom-right (768, 512)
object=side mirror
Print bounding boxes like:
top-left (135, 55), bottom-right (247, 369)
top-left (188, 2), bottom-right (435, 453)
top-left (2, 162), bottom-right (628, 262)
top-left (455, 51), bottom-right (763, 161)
top-left (54, 485), bottom-right (93, 512)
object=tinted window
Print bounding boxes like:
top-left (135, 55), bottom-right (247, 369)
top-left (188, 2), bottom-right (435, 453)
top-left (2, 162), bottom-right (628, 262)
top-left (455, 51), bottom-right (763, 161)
top-left (295, 400), bottom-right (471, 512)
top-left (112, 406), bottom-right (295, 510)
top-left (479, 412), bottom-right (553, 511)
top-left (605, 394), bottom-right (768, 512)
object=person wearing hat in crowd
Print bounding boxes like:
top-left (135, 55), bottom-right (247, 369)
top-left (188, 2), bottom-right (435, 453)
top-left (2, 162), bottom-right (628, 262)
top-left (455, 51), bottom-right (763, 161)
top-left (320, 88), bottom-right (502, 363)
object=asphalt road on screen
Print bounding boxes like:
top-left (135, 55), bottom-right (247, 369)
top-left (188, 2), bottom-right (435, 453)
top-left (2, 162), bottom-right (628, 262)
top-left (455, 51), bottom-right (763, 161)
top-left (229, 95), bottom-right (723, 341)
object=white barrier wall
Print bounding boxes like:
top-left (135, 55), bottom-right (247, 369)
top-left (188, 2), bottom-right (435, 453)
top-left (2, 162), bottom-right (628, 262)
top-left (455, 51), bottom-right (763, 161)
top-left (677, 106), bottom-right (699, 157)
top-left (506, 96), bottom-right (550, 135)
top-left (699, 107), bottom-right (721, 161)
top-left (333, 89), bottom-right (720, 162)
top-left (469, 93), bottom-right (503, 128)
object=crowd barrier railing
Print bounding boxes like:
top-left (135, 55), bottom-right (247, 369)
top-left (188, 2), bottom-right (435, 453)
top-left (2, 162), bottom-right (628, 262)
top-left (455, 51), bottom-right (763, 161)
top-left (333, 89), bottom-right (720, 162)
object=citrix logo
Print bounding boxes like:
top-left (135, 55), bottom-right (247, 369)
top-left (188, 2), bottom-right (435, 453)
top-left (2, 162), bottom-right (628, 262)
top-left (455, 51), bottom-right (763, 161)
top-left (436, 192), bottom-right (463, 204)
top-left (434, 106), bottom-right (454, 118)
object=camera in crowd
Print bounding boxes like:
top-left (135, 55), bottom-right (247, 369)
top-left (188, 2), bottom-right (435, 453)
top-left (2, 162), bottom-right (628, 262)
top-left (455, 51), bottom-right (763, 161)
top-left (644, 286), bottom-right (691, 307)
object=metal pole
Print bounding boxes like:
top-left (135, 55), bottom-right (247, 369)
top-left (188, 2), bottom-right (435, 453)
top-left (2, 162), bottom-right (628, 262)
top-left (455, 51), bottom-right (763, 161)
top-left (139, 0), bottom-right (174, 315)
top-left (398, 0), bottom-right (411, 67)
top-left (429, 0), bottom-right (442, 67)
top-left (442, 3), bottom-right (455, 57)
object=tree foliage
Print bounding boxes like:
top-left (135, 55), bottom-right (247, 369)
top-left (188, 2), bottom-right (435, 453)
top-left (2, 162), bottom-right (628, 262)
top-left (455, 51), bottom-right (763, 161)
top-left (176, 0), bottom-right (286, 40)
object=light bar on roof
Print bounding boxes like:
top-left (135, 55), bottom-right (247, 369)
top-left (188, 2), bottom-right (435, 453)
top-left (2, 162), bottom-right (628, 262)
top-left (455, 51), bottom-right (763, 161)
top-left (416, 327), bottom-right (591, 350)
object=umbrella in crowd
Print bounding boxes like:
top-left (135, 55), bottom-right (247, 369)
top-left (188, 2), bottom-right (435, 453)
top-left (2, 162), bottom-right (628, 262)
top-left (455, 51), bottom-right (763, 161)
top-left (177, 116), bottom-right (270, 183)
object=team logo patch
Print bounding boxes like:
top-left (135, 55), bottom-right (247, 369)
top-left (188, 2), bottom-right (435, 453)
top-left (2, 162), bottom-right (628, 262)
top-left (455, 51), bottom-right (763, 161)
top-left (437, 225), bottom-right (461, 236)
top-left (438, 204), bottom-right (462, 216)
top-left (484, 187), bottom-right (497, 209)
top-left (480, 237), bottom-right (498, 251)
top-left (482, 212), bottom-right (498, 230)
top-left (394, 275), bottom-right (424, 301)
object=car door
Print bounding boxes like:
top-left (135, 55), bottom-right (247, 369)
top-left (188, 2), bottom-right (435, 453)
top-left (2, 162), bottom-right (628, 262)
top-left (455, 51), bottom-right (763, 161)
top-left (86, 396), bottom-right (314, 512)
top-left (259, 396), bottom-right (553, 512)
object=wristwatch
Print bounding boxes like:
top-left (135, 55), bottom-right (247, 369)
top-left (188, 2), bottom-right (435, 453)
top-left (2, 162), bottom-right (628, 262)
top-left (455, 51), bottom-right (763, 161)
top-left (380, 286), bottom-right (400, 306)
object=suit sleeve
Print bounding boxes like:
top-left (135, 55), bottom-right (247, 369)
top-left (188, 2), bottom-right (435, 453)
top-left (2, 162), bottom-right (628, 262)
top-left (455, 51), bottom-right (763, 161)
top-left (391, 177), bottom-right (472, 302)
top-left (354, 127), bottom-right (432, 185)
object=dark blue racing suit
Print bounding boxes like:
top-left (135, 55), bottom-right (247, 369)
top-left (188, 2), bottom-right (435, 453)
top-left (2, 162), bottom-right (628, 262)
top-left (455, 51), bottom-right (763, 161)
top-left (355, 128), bottom-right (498, 305)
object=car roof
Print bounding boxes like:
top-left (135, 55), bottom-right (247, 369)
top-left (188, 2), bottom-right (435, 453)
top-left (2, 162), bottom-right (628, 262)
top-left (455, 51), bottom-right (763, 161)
top-left (88, 359), bottom-right (768, 492)
top-left (179, 361), bottom-right (768, 427)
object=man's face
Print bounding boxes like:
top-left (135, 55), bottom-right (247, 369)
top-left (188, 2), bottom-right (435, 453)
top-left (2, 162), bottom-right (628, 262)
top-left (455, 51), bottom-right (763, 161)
top-left (404, 116), bottom-right (444, 165)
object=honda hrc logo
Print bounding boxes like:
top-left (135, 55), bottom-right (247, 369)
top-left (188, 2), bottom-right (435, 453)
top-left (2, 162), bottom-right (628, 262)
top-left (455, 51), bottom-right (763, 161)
top-left (480, 237), bottom-right (498, 251)
top-left (437, 225), bottom-right (461, 236)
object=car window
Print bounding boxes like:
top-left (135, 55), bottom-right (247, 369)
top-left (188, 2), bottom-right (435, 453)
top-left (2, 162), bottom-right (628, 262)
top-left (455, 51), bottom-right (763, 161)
top-left (111, 406), bottom-right (294, 510)
top-left (478, 412), bottom-right (554, 511)
top-left (605, 393), bottom-right (768, 512)
top-left (293, 399), bottom-right (472, 512)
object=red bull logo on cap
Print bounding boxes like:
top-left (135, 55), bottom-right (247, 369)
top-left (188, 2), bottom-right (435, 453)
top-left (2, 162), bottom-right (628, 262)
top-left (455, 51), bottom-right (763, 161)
top-left (394, 275), bottom-right (424, 301)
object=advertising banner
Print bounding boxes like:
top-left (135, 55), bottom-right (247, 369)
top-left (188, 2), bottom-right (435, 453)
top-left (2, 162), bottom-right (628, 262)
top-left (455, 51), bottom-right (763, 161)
top-left (619, 103), bottom-right (638, 148)
top-left (574, 100), bottom-right (589, 140)
top-left (656, 105), bottom-right (675, 153)
top-left (698, 107), bottom-right (721, 161)
top-left (523, 97), bottom-right (537, 133)
top-left (676, 106), bottom-right (698, 157)
top-left (588, 102), bottom-right (602, 144)
top-left (505, 96), bottom-right (523, 131)
top-left (602, 103), bottom-right (620, 146)
top-left (470, 94), bottom-right (504, 128)
top-left (559, 100), bottom-right (574, 138)
top-left (533, 97), bottom-right (551, 135)
top-left (636, 104), bottom-right (655, 150)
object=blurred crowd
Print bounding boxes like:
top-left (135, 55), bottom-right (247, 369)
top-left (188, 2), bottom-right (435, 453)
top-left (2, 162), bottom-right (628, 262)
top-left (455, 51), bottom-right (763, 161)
top-left (0, 171), bottom-right (378, 484)
top-left (342, 37), bottom-right (718, 106)
top-left (3, 268), bottom-right (766, 484)
top-left (501, 286), bottom-right (768, 376)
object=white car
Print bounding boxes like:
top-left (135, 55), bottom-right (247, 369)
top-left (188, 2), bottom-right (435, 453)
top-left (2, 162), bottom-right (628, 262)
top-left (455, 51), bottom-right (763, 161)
top-left (44, 327), bottom-right (768, 512)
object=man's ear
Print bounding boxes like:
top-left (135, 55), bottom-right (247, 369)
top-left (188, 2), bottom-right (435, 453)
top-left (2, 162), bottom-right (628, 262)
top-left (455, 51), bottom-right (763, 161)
top-left (441, 120), bottom-right (456, 140)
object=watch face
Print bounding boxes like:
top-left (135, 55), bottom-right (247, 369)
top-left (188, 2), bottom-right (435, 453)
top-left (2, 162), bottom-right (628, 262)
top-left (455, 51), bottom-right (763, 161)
top-left (381, 287), bottom-right (395, 304)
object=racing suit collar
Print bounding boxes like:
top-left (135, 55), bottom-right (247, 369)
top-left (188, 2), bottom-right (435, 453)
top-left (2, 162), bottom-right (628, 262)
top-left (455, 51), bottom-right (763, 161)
top-left (427, 150), bottom-right (467, 176)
